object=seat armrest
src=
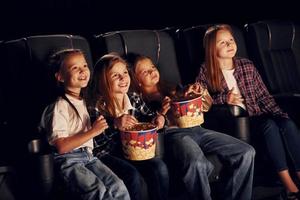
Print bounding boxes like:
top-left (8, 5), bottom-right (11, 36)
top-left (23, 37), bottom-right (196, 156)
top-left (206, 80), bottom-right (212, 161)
top-left (25, 139), bottom-right (54, 198)
top-left (204, 104), bottom-right (251, 143)
top-left (208, 104), bottom-right (248, 117)
top-left (0, 163), bottom-right (14, 174)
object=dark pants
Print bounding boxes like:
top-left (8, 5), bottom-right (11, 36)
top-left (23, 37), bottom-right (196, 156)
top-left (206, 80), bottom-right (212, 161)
top-left (166, 126), bottom-right (255, 200)
top-left (250, 116), bottom-right (300, 172)
top-left (100, 154), bottom-right (145, 200)
top-left (130, 157), bottom-right (169, 200)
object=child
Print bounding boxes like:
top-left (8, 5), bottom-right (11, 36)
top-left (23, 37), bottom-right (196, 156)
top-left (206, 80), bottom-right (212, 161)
top-left (129, 54), bottom-right (255, 200)
top-left (196, 24), bottom-right (300, 199)
top-left (88, 52), bottom-right (169, 200)
top-left (40, 49), bottom-right (130, 200)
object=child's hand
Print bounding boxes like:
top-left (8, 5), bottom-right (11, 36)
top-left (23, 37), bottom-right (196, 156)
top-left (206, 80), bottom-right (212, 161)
top-left (92, 115), bottom-right (109, 135)
top-left (153, 114), bottom-right (165, 130)
top-left (160, 96), bottom-right (171, 115)
top-left (201, 88), bottom-right (213, 112)
top-left (184, 82), bottom-right (203, 97)
top-left (227, 87), bottom-right (244, 105)
top-left (114, 114), bottom-right (138, 131)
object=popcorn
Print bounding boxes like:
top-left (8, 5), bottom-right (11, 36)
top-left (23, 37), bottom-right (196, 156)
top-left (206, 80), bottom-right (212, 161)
top-left (121, 123), bottom-right (157, 160)
top-left (122, 143), bottom-right (156, 160)
top-left (177, 113), bottom-right (204, 128)
top-left (172, 96), bottom-right (204, 128)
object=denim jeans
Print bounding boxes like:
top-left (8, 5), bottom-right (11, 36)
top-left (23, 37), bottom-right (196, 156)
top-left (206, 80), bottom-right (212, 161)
top-left (54, 148), bottom-right (130, 200)
top-left (250, 116), bottom-right (300, 172)
top-left (166, 126), bottom-right (255, 200)
top-left (100, 154), bottom-right (146, 200)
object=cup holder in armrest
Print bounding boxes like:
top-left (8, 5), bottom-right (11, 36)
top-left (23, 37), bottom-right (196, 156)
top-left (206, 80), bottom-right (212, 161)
top-left (28, 139), bottom-right (42, 154)
top-left (26, 139), bottom-right (55, 198)
top-left (28, 139), bottom-right (52, 154)
top-left (229, 105), bottom-right (248, 117)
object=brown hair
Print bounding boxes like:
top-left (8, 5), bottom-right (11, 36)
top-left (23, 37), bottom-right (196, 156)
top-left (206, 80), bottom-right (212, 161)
top-left (127, 54), bottom-right (150, 94)
top-left (49, 49), bottom-right (84, 74)
top-left (203, 24), bottom-right (234, 92)
top-left (89, 52), bottom-right (128, 117)
top-left (48, 49), bottom-right (87, 119)
top-left (127, 54), bottom-right (170, 98)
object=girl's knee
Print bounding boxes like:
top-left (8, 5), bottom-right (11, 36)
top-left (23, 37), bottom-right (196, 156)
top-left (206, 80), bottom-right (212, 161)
top-left (191, 158), bottom-right (214, 173)
top-left (242, 144), bottom-right (256, 160)
top-left (281, 118), bottom-right (298, 132)
top-left (264, 119), bottom-right (278, 131)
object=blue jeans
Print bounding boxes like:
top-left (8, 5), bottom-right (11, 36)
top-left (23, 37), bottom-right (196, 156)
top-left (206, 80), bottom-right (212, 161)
top-left (166, 126), bottom-right (255, 200)
top-left (54, 148), bottom-right (130, 200)
top-left (250, 116), bottom-right (300, 172)
top-left (100, 154), bottom-right (146, 200)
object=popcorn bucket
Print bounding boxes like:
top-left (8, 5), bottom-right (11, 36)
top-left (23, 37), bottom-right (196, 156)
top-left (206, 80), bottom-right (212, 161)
top-left (120, 123), bottom-right (158, 161)
top-left (172, 95), bottom-right (203, 128)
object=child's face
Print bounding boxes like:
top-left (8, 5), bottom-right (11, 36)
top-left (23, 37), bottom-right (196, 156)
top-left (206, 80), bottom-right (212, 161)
top-left (109, 61), bottom-right (130, 95)
top-left (56, 53), bottom-right (90, 91)
top-left (135, 58), bottom-right (160, 88)
top-left (216, 30), bottom-right (237, 60)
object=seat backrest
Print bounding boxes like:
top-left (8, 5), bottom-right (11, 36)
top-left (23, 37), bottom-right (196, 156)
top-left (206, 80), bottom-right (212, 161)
top-left (0, 41), bottom-right (11, 164)
top-left (178, 24), bottom-right (249, 83)
top-left (246, 20), bottom-right (300, 95)
top-left (92, 30), bottom-right (182, 85)
top-left (1, 35), bottom-right (93, 159)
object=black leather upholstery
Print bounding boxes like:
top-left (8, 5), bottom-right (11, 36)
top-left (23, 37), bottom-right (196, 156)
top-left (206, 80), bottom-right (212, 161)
top-left (246, 20), bottom-right (300, 126)
top-left (93, 30), bottom-right (182, 86)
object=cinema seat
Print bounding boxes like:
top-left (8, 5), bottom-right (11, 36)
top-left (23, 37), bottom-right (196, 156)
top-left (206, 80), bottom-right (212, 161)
top-left (246, 20), bottom-right (300, 126)
top-left (1, 34), bottom-right (93, 200)
top-left (0, 42), bottom-right (18, 200)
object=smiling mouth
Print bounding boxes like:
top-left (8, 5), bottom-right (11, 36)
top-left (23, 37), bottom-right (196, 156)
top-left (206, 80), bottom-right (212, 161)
top-left (78, 76), bottom-right (87, 81)
top-left (78, 73), bottom-right (88, 81)
top-left (151, 75), bottom-right (158, 79)
top-left (119, 83), bottom-right (128, 87)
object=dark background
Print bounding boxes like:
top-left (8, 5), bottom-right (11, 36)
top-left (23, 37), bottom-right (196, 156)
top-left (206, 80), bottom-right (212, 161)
top-left (0, 0), bottom-right (298, 40)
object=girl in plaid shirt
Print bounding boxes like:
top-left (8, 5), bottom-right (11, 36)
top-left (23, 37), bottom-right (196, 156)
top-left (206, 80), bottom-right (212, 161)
top-left (196, 24), bottom-right (300, 199)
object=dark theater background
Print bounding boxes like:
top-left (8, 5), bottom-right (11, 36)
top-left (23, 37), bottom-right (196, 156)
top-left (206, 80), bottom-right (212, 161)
top-left (0, 0), bottom-right (298, 39)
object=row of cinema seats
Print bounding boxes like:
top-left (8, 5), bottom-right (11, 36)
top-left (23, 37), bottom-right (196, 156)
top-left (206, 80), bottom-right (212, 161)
top-left (0, 19), bottom-right (299, 199)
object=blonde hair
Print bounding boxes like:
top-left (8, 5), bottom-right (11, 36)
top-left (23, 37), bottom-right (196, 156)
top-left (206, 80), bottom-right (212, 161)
top-left (203, 24), bottom-right (234, 92)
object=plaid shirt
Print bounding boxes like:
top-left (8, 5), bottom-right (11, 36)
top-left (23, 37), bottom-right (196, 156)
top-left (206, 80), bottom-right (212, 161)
top-left (92, 92), bottom-right (156, 158)
top-left (196, 57), bottom-right (288, 118)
